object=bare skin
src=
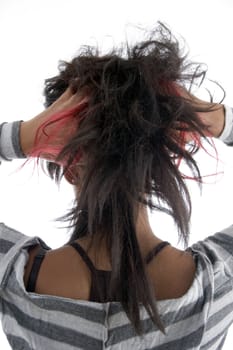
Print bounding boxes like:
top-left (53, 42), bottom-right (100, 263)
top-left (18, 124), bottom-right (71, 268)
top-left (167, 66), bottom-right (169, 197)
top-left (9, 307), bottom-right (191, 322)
top-left (22, 89), bottom-right (225, 301)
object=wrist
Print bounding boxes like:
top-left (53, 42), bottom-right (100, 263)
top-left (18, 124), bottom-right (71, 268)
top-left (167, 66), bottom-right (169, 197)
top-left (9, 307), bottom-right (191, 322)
top-left (209, 104), bottom-right (225, 138)
top-left (218, 105), bottom-right (233, 144)
top-left (20, 109), bottom-right (53, 156)
top-left (20, 120), bottom-right (34, 156)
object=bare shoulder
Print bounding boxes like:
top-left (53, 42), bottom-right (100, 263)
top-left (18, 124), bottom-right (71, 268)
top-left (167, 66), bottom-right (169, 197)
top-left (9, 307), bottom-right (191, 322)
top-left (148, 245), bottom-right (196, 300)
top-left (23, 243), bottom-right (91, 299)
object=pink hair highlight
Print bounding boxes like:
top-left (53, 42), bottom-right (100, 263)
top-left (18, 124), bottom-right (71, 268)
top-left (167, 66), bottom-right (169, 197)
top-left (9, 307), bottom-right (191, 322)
top-left (29, 99), bottom-right (87, 183)
top-left (175, 129), bottom-right (223, 183)
top-left (159, 81), bottom-right (223, 183)
top-left (29, 101), bottom-right (88, 179)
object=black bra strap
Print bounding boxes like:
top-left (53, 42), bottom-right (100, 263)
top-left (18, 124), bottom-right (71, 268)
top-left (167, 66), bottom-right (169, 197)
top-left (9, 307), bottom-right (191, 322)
top-left (69, 241), bottom-right (97, 274)
top-left (69, 241), bottom-right (170, 269)
top-left (27, 247), bottom-right (47, 292)
top-left (145, 241), bottom-right (170, 264)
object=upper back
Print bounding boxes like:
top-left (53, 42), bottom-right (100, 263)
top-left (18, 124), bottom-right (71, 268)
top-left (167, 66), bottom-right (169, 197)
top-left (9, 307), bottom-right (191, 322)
top-left (24, 238), bottom-right (196, 301)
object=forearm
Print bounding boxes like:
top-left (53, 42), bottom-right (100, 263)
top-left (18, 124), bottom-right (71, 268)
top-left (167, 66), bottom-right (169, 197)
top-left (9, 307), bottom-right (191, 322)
top-left (218, 105), bottom-right (233, 145)
top-left (200, 104), bottom-right (225, 138)
top-left (178, 87), bottom-right (225, 139)
top-left (0, 101), bottom-right (52, 161)
top-left (199, 102), bottom-right (233, 143)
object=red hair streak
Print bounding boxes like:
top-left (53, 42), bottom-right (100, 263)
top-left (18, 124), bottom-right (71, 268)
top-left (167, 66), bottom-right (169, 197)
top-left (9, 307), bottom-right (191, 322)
top-left (159, 81), bottom-right (222, 183)
top-left (176, 130), bottom-right (223, 183)
top-left (29, 89), bottom-right (221, 185)
top-left (29, 102), bottom-right (87, 161)
top-left (30, 101), bottom-right (87, 173)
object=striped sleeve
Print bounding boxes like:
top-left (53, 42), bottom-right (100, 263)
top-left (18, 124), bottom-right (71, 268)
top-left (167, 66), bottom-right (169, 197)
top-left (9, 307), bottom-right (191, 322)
top-left (189, 225), bottom-right (233, 348)
top-left (191, 224), bottom-right (233, 279)
top-left (0, 121), bottom-right (26, 162)
top-left (0, 223), bottom-right (50, 290)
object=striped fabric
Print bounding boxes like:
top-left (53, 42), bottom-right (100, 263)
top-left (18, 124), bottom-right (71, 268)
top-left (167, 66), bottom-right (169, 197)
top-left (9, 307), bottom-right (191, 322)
top-left (0, 223), bottom-right (233, 349)
top-left (0, 121), bottom-right (26, 162)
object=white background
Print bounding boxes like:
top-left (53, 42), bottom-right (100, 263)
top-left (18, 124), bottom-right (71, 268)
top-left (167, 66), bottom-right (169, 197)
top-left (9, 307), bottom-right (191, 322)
top-left (0, 0), bottom-right (233, 348)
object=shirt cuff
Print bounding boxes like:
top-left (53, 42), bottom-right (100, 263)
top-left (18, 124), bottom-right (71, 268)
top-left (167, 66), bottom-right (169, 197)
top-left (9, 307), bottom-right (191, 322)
top-left (0, 121), bottom-right (26, 162)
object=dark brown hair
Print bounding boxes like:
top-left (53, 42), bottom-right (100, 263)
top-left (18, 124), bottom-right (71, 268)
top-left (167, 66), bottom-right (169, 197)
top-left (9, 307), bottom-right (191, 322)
top-left (36, 23), bottom-right (219, 335)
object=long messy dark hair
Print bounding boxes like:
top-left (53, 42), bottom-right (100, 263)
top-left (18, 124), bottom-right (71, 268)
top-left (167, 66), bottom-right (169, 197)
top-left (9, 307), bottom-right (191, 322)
top-left (33, 23), bottom-right (219, 335)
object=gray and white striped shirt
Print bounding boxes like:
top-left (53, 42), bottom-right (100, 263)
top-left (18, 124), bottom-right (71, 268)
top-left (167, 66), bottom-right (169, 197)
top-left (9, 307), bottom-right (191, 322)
top-left (1, 104), bottom-right (233, 349)
top-left (0, 222), bottom-right (233, 349)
